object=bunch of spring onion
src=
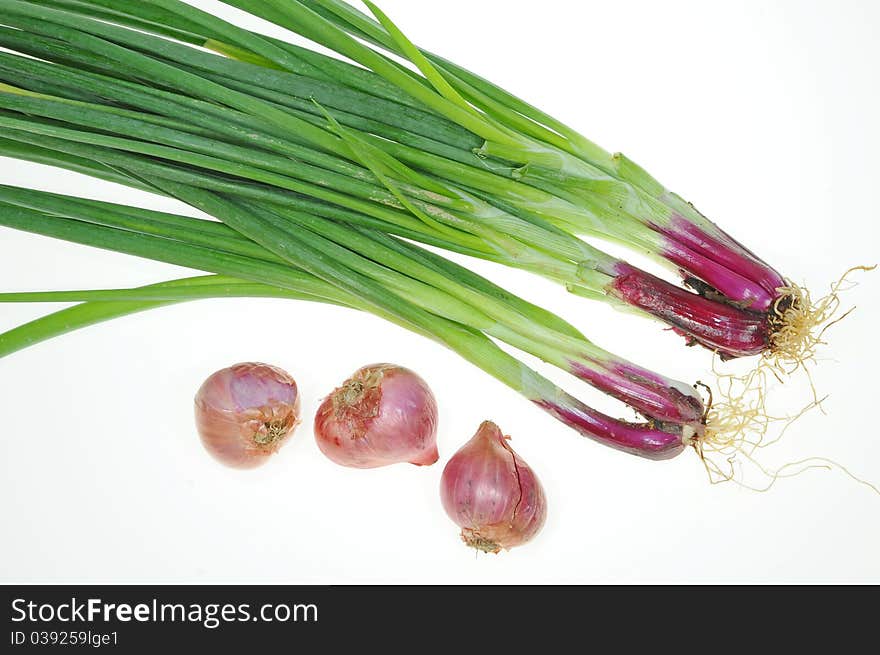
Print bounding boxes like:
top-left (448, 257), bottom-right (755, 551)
top-left (0, 0), bottom-right (846, 469)
top-left (0, 0), bottom-right (821, 363)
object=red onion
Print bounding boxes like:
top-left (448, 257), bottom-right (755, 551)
top-left (194, 362), bottom-right (301, 469)
top-left (314, 364), bottom-right (438, 469)
top-left (440, 421), bottom-right (547, 553)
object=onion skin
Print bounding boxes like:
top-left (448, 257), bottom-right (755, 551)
top-left (440, 421), bottom-right (547, 553)
top-left (314, 364), bottom-right (439, 469)
top-left (194, 362), bottom-right (301, 469)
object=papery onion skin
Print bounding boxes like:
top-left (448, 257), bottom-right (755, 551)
top-left (440, 421), bottom-right (547, 553)
top-left (314, 364), bottom-right (439, 469)
top-left (194, 362), bottom-right (301, 469)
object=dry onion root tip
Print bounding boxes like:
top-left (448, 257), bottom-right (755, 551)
top-left (694, 264), bottom-right (879, 485)
top-left (689, 360), bottom-right (878, 494)
top-left (690, 361), bottom-right (819, 487)
top-left (767, 265), bottom-right (876, 372)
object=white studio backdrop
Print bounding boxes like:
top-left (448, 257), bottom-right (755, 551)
top-left (1, 0), bottom-right (878, 584)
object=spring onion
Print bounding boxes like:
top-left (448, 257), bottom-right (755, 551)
top-left (0, 0), bottom-right (793, 360)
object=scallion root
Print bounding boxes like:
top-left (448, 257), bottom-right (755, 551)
top-left (681, 265), bottom-right (877, 491)
top-left (696, 361), bottom-right (818, 488)
top-left (691, 357), bottom-right (878, 494)
top-left (767, 266), bottom-right (875, 372)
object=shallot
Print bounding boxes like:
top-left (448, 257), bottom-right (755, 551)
top-left (441, 421), bottom-right (547, 553)
top-left (314, 364), bottom-right (438, 469)
top-left (194, 362), bottom-right (301, 469)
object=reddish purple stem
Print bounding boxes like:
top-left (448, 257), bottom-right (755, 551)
top-left (534, 398), bottom-right (689, 461)
top-left (662, 238), bottom-right (774, 310)
top-left (660, 217), bottom-right (786, 311)
top-left (570, 360), bottom-right (704, 425)
top-left (610, 263), bottom-right (770, 358)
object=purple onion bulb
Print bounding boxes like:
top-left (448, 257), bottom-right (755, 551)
top-left (314, 364), bottom-right (439, 469)
top-left (441, 421), bottom-right (547, 553)
top-left (194, 362), bottom-right (301, 469)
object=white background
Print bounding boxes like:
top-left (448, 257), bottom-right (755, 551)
top-left (1, 0), bottom-right (878, 583)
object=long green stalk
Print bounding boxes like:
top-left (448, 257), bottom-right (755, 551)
top-left (0, 108), bottom-right (611, 289)
top-left (0, 276), bottom-right (354, 358)
top-left (0, 47), bottom-right (482, 206)
top-left (0, 16), bottom-right (661, 263)
top-left (0, 6), bottom-right (679, 265)
top-left (0, 92), bottom-right (465, 214)
top-left (0, 290), bottom-right (181, 359)
top-left (0, 3), bottom-right (675, 243)
top-left (0, 185), bottom-right (613, 376)
top-left (270, 0), bottom-right (761, 247)
top-left (0, 131), bottom-right (502, 263)
top-left (0, 51), bottom-right (589, 241)
top-left (0, 277), bottom-right (322, 304)
top-left (0, 273), bottom-right (363, 359)
top-left (38, 0), bottom-right (428, 109)
top-left (0, 1), bottom-right (348, 156)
